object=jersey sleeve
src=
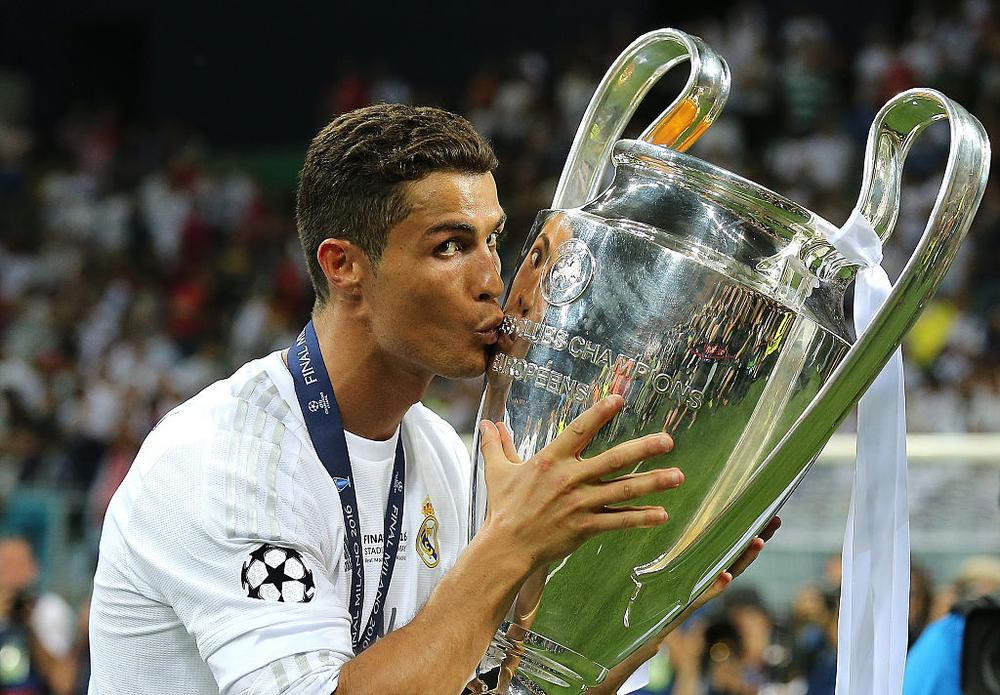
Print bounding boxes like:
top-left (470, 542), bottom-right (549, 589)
top-left (229, 651), bottom-right (340, 694)
top-left (124, 426), bottom-right (354, 694)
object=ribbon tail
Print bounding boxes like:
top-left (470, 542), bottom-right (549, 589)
top-left (835, 265), bottom-right (910, 695)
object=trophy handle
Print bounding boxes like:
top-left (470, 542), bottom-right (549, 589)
top-left (551, 28), bottom-right (730, 210)
top-left (630, 88), bottom-right (990, 633)
top-left (855, 88), bottom-right (991, 243)
top-left (799, 88), bottom-right (990, 438)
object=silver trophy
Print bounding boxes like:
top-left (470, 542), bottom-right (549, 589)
top-left (468, 28), bottom-right (991, 695)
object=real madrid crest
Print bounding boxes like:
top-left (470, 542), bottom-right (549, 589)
top-left (416, 497), bottom-right (440, 568)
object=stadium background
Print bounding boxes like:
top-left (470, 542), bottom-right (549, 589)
top-left (0, 1), bottom-right (997, 692)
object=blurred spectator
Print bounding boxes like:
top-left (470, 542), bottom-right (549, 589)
top-left (909, 563), bottom-right (935, 647)
top-left (788, 585), bottom-right (830, 681)
top-left (804, 591), bottom-right (839, 695)
top-left (662, 617), bottom-right (755, 695)
top-left (0, 536), bottom-right (77, 695)
top-left (902, 555), bottom-right (1000, 695)
top-left (721, 588), bottom-right (784, 690)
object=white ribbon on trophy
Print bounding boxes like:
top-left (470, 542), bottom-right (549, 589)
top-left (827, 208), bottom-right (910, 695)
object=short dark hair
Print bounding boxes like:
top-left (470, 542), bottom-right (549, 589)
top-left (296, 103), bottom-right (498, 304)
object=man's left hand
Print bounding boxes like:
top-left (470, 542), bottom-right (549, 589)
top-left (585, 515), bottom-right (782, 695)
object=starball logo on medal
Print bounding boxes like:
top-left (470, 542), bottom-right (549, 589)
top-left (416, 497), bottom-right (440, 568)
top-left (308, 392), bottom-right (331, 414)
top-left (540, 238), bottom-right (595, 306)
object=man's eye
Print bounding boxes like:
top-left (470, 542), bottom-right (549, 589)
top-left (487, 231), bottom-right (501, 247)
top-left (436, 240), bottom-right (461, 256)
top-left (529, 248), bottom-right (543, 268)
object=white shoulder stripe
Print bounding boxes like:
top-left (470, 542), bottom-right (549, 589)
top-left (244, 400), bottom-right (268, 538)
top-left (293, 654), bottom-right (310, 679)
top-left (225, 374), bottom-right (297, 540)
top-left (269, 659), bottom-right (289, 691)
top-left (225, 373), bottom-right (269, 536)
top-left (264, 417), bottom-right (286, 539)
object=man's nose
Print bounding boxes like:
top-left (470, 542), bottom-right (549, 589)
top-left (476, 249), bottom-right (504, 301)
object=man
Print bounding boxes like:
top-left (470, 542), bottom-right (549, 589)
top-left (0, 536), bottom-right (78, 695)
top-left (902, 556), bottom-right (1000, 695)
top-left (89, 104), bottom-right (774, 694)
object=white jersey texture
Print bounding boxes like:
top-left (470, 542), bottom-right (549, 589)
top-left (89, 350), bottom-right (471, 694)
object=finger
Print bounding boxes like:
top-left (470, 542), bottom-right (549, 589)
top-left (706, 571), bottom-right (734, 601)
top-left (586, 468), bottom-right (683, 506)
top-left (496, 422), bottom-right (520, 463)
top-left (686, 571), bottom-right (733, 614)
top-left (578, 431), bottom-right (674, 481)
top-left (600, 504), bottom-right (668, 514)
top-left (544, 395), bottom-right (624, 459)
top-left (759, 515), bottom-right (781, 542)
top-left (589, 505), bottom-right (668, 532)
top-left (724, 516), bottom-right (781, 578)
top-left (727, 537), bottom-right (764, 579)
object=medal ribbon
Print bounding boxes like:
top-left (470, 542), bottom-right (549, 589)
top-left (827, 209), bottom-right (910, 695)
top-left (288, 321), bottom-right (406, 654)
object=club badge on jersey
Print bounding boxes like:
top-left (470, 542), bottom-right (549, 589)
top-left (288, 321), bottom-right (406, 654)
top-left (417, 497), bottom-right (441, 568)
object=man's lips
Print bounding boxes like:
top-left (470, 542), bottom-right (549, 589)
top-left (475, 316), bottom-right (505, 344)
top-left (476, 316), bottom-right (505, 333)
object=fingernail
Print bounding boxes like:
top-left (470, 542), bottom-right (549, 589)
top-left (659, 433), bottom-right (672, 449)
top-left (668, 469), bottom-right (683, 485)
top-left (479, 420), bottom-right (490, 435)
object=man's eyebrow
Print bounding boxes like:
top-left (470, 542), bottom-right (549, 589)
top-left (538, 231), bottom-right (550, 255)
top-left (423, 212), bottom-right (508, 237)
top-left (424, 221), bottom-right (477, 236)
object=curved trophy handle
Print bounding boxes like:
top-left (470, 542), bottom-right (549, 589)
top-left (636, 88), bottom-right (990, 629)
top-left (551, 28), bottom-right (730, 210)
top-left (806, 88), bottom-right (990, 435)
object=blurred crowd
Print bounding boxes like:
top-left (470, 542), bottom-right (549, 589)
top-left (632, 553), bottom-right (1000, 694)
top-left (0, 1), bottom-right (998, 692)
top-left (2, 2), bottom-right (999, 509)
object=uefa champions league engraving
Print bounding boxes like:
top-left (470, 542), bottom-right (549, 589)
top-left (490, 313), bottom-right (707, 410)
top-left (467, 29), bottom-right (991, 695)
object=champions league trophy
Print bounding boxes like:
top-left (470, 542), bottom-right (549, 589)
top-left (467, 28), bottom-right (991, 695)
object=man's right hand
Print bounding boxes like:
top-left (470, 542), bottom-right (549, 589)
top-left (337, 395), bottom-right (680, 694)
top-left (477, 393), bottom-right (682, 572)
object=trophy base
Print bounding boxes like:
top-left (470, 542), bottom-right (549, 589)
top-left (469, 623), bottom-right (608, 695)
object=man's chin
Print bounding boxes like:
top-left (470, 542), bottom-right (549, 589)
top-left (435, 348), bottom-right (491, 380)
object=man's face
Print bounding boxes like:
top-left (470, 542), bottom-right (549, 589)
top-left (0, 539), bottom-right (37, 592)
top-left (362, 171), bottom-right (506, 379)
top-left (498, 211), bottom-right (573, 357)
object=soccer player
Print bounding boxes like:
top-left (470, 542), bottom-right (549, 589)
top-left (88, 103), bottom-right (775, 695)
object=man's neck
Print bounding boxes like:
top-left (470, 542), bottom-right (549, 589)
top-left (305, 307), bottom-right (431, 441)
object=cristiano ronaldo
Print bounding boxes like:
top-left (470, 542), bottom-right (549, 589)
top-left (88, 103), bottom-right (776, 695)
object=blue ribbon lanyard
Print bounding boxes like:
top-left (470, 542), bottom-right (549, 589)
top-left (288, 321), bottom-right (405, 653)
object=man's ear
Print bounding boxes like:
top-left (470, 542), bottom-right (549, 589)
top-left (317, 238), bottom-right (369, 300)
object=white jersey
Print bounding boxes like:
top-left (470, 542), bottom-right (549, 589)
top-left (89, 351), bottom-right (471, 694)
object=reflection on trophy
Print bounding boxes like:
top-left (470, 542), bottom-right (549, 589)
top-left (468, 28), bottom-right (991, 695)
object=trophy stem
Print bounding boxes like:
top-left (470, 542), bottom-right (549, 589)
top-left (474, 624), bottom-right (609, 695)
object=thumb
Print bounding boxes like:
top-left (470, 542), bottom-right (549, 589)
top-left (478, 420), bottom-right (507, 466)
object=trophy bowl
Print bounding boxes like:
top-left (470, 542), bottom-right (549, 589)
top-left (467, 29), bottom-right (990, 695)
